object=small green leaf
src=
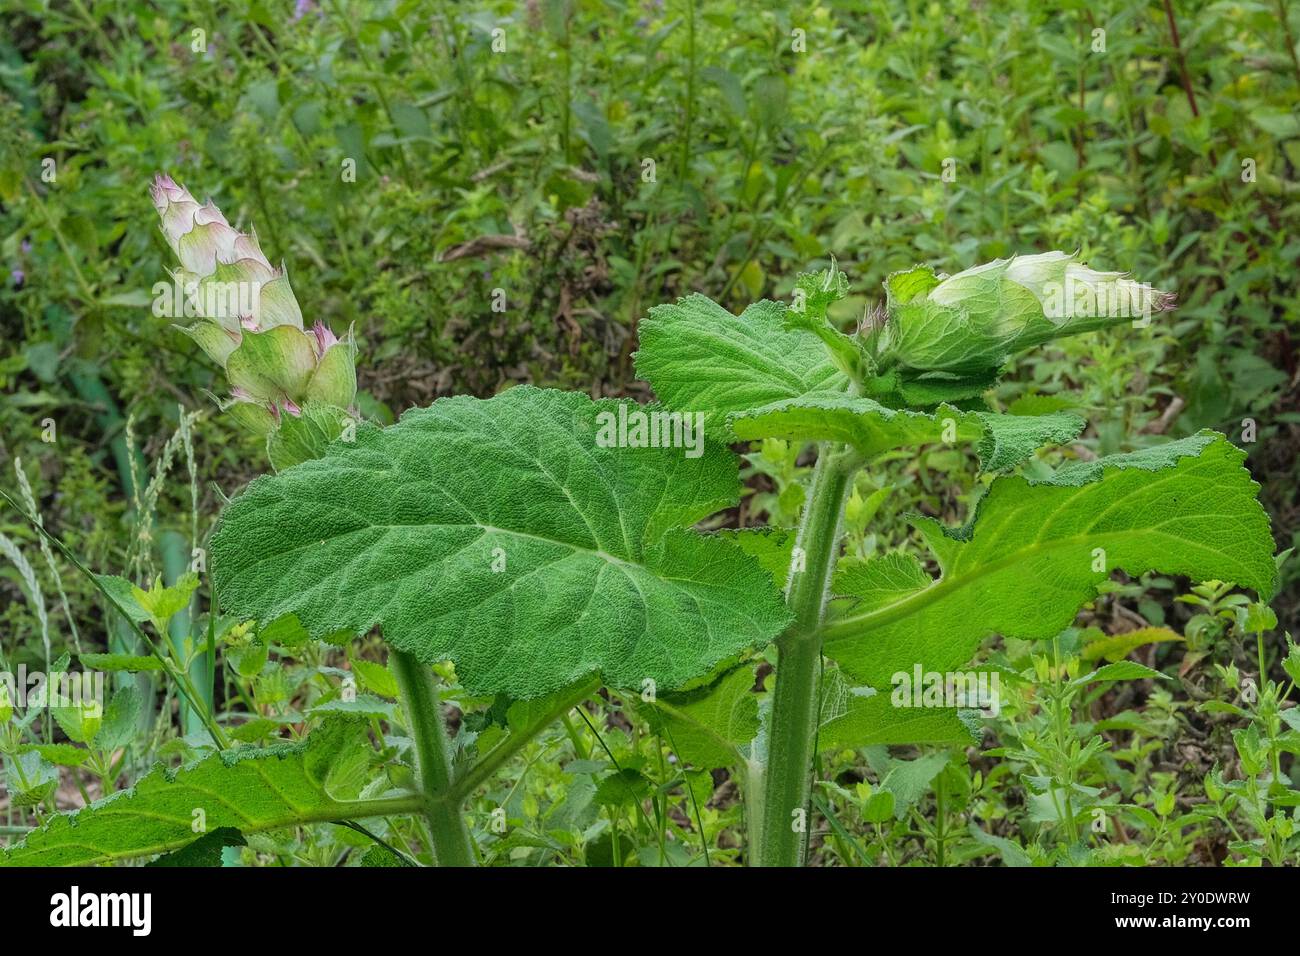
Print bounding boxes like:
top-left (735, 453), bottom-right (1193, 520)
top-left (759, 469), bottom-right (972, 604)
top-left (879, 751), bottom-right (950, 819)
top-left (1069, 661), bottom-right (1164, 688)
top-left (95, 687), bottom-right (143, 751)
top-left (95, 575), bottom-right (152, 623)
top-left (968, 824), bottom-right (1031, 866)
top-left (308, 695), bottom-right (395, 720)
top-left (20, 743), bottom-right (88, 768)
top-left (351, 659), bottom-right (399, 699)
top-left (258, 613), bottom-right (313, 648)
top-left (78, 653), bottom-right (164, 673)
top-left (3, 751), bottom-right (58, 806)
top-left (50, 697), bottom-right (102, 745)
top-left (1235, 601), bottom-right (1277, 635)
top-left (639, 665), bottom-right (760, 769)
top-left (635, 294), bottom-right (847, 438)
top-left (131, 573), bottom-right (200, 631)
top-left (783, 261), bottom-right (863, 379)
top-left (226, 640), bottom-right (268, 679)
top-left (593, 768), bottom-right (652, 808)
top-left (1284, 638), bottom-right (1300, 687)
top-left (1081, 627), bottom-right (1182, 663)
top-left (146, 827), bottom-right (246, 867)
top-left (861, 789), bottom-right (896, 824)
top-left (359, 844), bottom-right (405, 867)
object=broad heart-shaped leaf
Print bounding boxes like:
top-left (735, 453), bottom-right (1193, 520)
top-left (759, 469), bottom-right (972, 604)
top-left (211, 386), bottom-right (790, 700)
top-left (728, 393), bottom-right (1084, 471)
top-left (0, 720), bottom-right (407, 867)
top-left (634, 293), bottom-right (848, 438)
top-left (637, 664), bottom-right (760, 769)
top-left (821, 433), bottom-right (1276, 690)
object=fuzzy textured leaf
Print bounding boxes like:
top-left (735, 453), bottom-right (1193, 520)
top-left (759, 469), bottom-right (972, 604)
top-left (211, 386), bottom-right (790, 699)
top-left (729, 393), bottom-right (1084, 471)
top-left (634, 294), bottom-right (847, 437)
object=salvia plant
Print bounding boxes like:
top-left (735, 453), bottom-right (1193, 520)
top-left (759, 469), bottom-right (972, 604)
top-left (149, 174), bottom-right (358, 469)
top-left (0, 179), bottom-right (1279, 868)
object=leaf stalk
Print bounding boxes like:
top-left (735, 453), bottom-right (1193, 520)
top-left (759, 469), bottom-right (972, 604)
top-left (390, 650), bottom-right (477, 867)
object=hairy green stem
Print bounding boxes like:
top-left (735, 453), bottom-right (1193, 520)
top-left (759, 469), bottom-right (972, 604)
top-left (389, 650), bottom-right (477, 867)
top-left (755, 446), bottom-right (856, 866)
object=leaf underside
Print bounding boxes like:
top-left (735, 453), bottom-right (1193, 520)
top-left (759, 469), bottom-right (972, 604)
top-left (820, 693), bottom-right (978, 751)
top-left (817, 667), bottom-right (978, 751)
top-left (729, 392), bottom-right (1085, 471)
top-left (639, 664), bottom-right (761, 769)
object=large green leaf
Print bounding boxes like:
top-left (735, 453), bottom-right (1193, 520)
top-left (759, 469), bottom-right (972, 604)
top-left (821, 433), bottom-right (1276, 688)
top-left (634, 294), bottom-right (847, 437)
top-left (0, 720), bottom-right (415, 866)
top-left (211, 386), bottom-right (790, 699)
top-left (728, 393), bottom-right (1084, 471)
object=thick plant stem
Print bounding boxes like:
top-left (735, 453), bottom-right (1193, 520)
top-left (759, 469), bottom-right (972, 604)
top-left (390, 650), bottom-right (477, 867)
top-left (755, 447), bottom-right (856, 867)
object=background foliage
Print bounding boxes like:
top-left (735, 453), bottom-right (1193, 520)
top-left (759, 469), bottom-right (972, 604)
top-left (0, 0), bottom-right (1296, 865)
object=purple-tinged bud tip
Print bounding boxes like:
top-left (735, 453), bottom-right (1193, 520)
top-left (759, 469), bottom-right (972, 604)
top-left (311, 320), bottom-right (339, 357)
